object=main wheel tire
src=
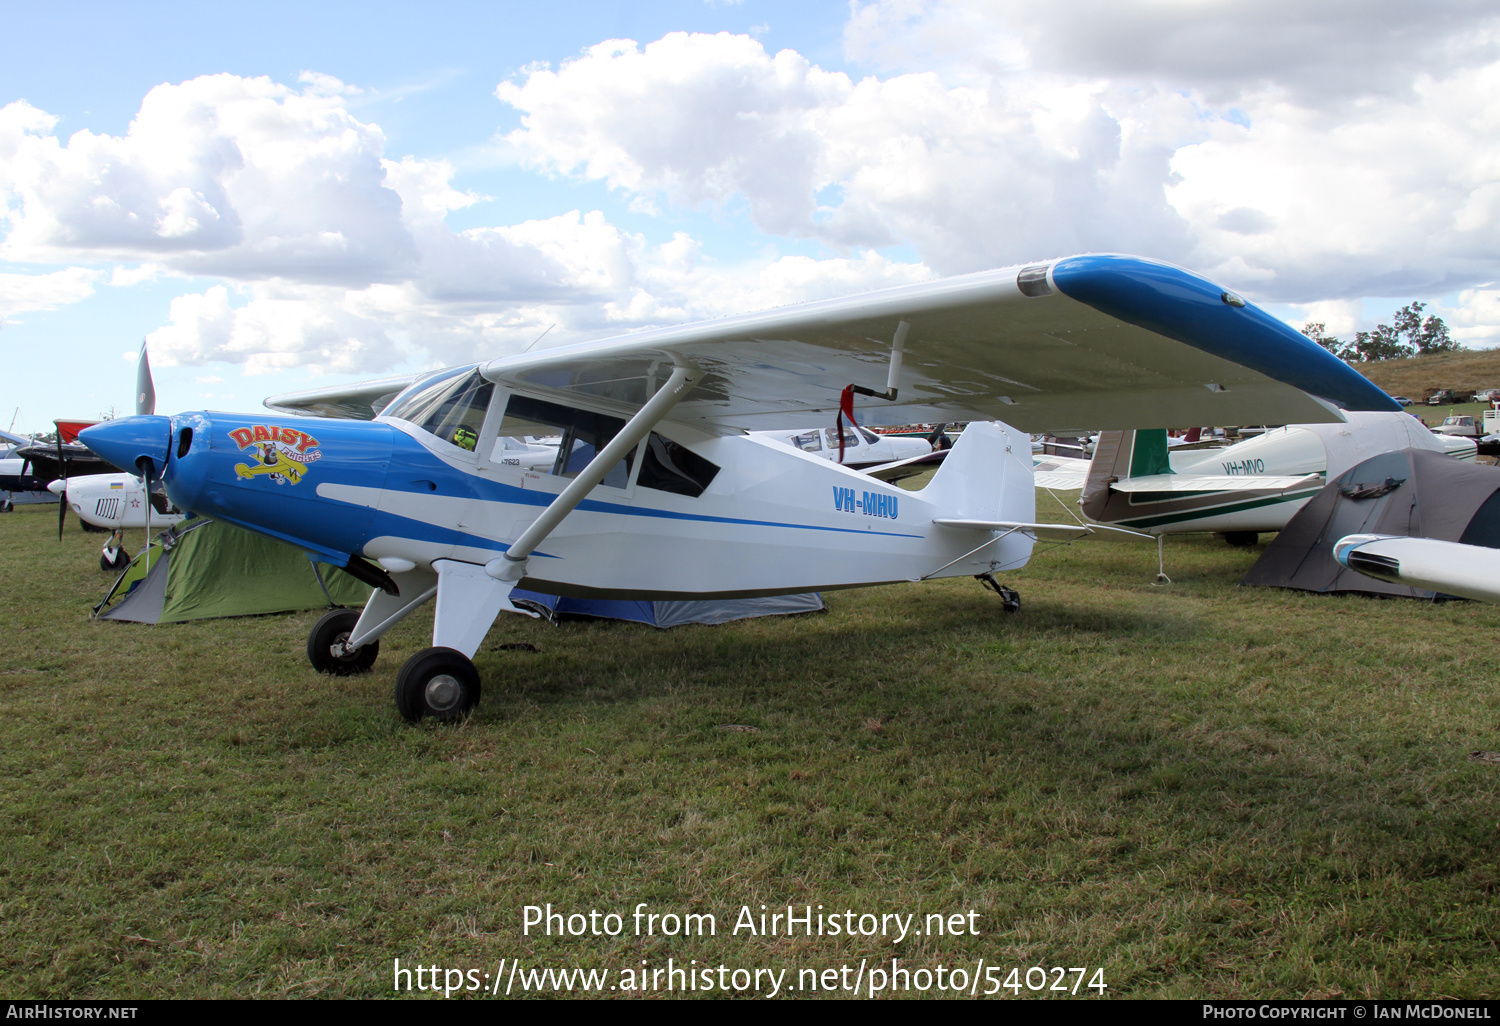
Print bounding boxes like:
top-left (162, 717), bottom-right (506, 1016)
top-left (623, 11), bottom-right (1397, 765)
top-left (100, 548), bottom-right (130, 572)
top-left (395, 647), bottom-right (481, 723)
top-left (306, 607), bottom-right (379, 675)
top-left (1222, 531), bottom-right (1259, 547)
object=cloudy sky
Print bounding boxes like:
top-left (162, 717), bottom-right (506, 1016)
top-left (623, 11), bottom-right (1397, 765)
top-left (2, 0), bottom-right (1497, 432)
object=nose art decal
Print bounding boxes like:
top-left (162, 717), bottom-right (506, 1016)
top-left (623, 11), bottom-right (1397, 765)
top-left (229, 425), bottom-right (324, 486)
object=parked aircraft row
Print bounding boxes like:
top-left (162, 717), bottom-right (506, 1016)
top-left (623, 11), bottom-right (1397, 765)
top-left (75, 253), bottom-right (1404, 721)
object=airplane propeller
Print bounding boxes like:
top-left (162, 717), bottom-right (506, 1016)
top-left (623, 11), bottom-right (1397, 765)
top-left (136, 341), bottom-right (155, 417)
top-left (55, 431), bottom-right (67, 541)
top-left (134, 341), bottom-right (157, 570)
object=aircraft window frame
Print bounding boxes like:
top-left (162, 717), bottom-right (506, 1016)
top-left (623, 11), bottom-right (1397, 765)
top-left (825, 426), bottom-right (861, 449)
top-left (859, 427), bottom-right (881, 445)
top-left (381, 366), bottom-right (471, 423)
top-left (791, 431), bottom-right (822, 452)
top-left (497, 393), bottom-right (632, 490)
top-left (492, 391), bottom-right (719, 498)
top-left (383, 368), bottom-right (494, 457)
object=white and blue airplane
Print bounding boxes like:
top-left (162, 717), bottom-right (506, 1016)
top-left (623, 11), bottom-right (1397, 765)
top-left (80, 254), bottom-right (1398, 722)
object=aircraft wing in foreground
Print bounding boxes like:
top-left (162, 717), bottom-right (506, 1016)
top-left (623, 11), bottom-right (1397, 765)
top-left (1334, 535), bottom-right (1500, 604)
top-left (80, 254), bottom-right (1396, 722)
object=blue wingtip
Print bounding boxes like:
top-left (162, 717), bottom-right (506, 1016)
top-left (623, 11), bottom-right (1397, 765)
top-left (1052, 255), bottom-right (1400, 413)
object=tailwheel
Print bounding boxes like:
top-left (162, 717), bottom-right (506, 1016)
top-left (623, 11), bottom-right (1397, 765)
top-left (395, 647), bottom-right (481, 723)
top-left (976, 572), bottom-right (1021, 612)
top-left (307, 607), bottom-right (379, 675)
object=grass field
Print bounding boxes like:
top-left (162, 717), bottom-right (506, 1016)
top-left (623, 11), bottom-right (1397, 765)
top-left (1355, 349), bottom-right (1500, 405)
top-left (4, 500), bottom-right (1500, 1000)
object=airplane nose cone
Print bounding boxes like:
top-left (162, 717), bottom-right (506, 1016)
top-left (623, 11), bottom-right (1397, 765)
top-left (46, 479), bottom-right (66, 496)
top-left (79, 415), bottom-right (173, 476)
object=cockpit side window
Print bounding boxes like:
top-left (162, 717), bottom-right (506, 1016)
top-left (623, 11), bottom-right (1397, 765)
top-left (825, 426), bottom-right (861, 449)
top-left (496, 393), bottom-right (719, 496)
top-left (500, 394), bottom-right (630, 487)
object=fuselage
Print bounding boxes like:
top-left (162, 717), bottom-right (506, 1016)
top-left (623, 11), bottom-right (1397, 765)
top-left (112, 393), bottom-right (1034, 601)
top-left (49, 473), bottom-right (185, 529)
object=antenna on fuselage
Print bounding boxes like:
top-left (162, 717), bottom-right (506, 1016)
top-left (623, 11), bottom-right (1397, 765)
top-left (522, 323), bottom-right (555, 354)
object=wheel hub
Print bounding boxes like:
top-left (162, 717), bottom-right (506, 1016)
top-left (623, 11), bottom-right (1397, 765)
top-left (425, 674), bottom-right (462, 712)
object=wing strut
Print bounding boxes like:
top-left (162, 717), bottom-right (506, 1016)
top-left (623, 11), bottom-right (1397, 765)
top-left (839, 319), bottom-right (908, 463)
top-left (485, 359), bottom-right (699, 586)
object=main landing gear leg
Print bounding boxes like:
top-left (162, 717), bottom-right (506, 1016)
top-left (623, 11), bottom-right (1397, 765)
top-left (976, 572), bottom-right (1021, 612)
top-left (306, 568), bottom-right (438, 676)
top-left (394, 559), bottom-right (537, 723)
top-left (100, 528), bottom-right (129, 572)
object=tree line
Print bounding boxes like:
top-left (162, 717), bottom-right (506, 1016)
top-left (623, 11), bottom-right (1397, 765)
top-left (1301, 301), bottom-right (1460, 362)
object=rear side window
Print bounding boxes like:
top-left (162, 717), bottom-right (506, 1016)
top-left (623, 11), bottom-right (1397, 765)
top-left (635, 435), bottom-right (720, 497)
top-left (791, 431), bottom-right (821, 452)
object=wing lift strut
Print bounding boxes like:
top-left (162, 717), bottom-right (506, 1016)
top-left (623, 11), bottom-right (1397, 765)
top-left (330, 358), bottom-right (700, 722)
top-left (837, 320), bottom-right (907, 463)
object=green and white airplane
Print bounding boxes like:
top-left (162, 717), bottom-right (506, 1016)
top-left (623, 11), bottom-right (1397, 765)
top-left (1076, 412), bottom-right (1475, 545)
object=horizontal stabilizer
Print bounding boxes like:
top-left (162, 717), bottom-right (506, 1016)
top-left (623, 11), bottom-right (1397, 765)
top-left (861, 449), bottom-right (948, 483)
top-left (1110, 473), bottom-right (1322, 494)
top-left (933, 518), bottom-right (1093, 541)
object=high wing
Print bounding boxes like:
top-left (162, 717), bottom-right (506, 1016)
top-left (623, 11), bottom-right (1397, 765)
top-left (264, 373), bottom-right (421, 420)
top-left (264, 254), bottom-right (1397, 430)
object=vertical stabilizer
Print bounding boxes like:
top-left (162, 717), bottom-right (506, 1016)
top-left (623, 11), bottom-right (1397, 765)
top-left (1081, 429), bottom-right (1171, 522)
top-left (1082, 429), bottom-right (1173, 519)
top-left (918, 421), bottom-right (1034, 525)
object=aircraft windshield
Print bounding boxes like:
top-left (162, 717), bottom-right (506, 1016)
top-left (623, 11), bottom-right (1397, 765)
top-left (384, 368), bottom-right (493, 452)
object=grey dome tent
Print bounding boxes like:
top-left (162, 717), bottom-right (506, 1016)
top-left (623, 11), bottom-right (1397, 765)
top-left (1240, 448), bottom-right (1500, 598)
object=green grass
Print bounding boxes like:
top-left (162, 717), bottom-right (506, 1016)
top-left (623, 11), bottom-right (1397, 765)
top-left (4, 503), bottom-right (1500, 999)
top-left (1355, 349), bottom-right (1500, 402)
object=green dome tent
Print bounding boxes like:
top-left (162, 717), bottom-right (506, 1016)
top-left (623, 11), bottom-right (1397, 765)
top-left (94, 517), bottom-right (369, 624)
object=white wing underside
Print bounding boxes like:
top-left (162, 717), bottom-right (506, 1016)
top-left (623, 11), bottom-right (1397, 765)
top-left (1033, 454), bottom-right (1093, 490)
top-left (476, 267), bottom-right (1342, 433)
top-left (264, 260), bottom-right (1357, 432)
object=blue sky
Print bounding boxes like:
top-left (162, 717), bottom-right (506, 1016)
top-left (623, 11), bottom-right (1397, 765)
top-left (3, 1), bottom-right (1497, 433)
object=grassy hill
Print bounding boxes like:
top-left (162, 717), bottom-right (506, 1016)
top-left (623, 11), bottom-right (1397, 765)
top-left (1351, 348), bottom-right (1500, 400)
